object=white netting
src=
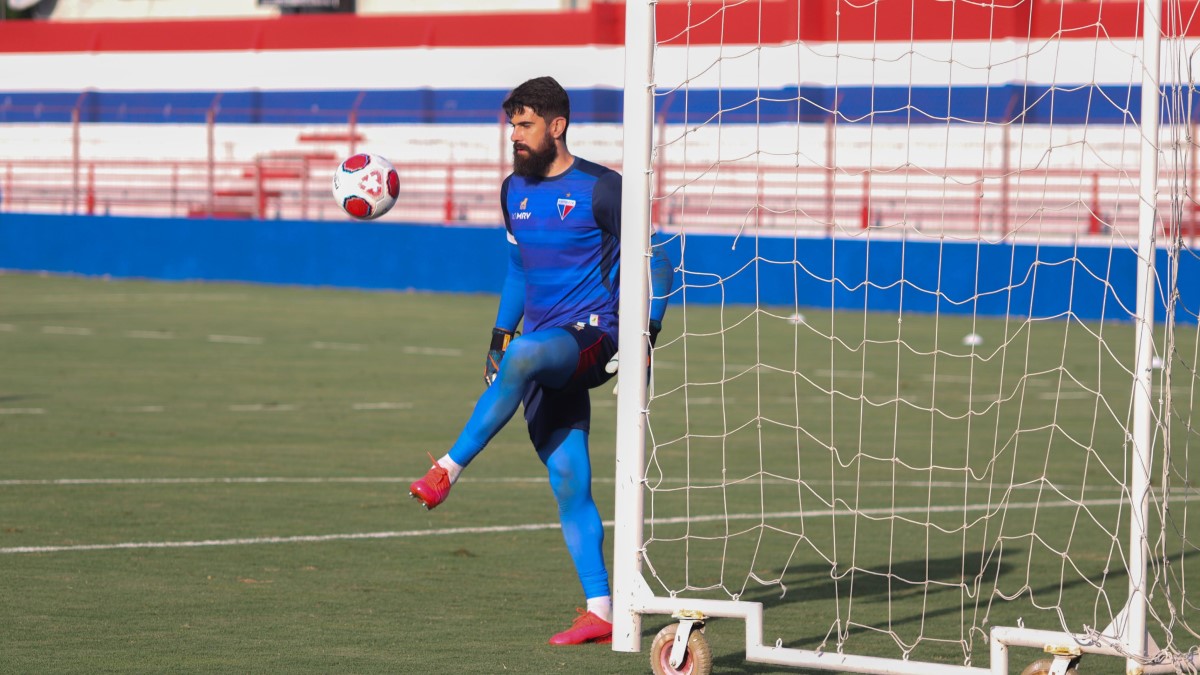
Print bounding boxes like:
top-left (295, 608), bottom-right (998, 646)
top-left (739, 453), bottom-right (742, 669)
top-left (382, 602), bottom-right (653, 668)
top-left (636, 0), bottom-right (1200, 668)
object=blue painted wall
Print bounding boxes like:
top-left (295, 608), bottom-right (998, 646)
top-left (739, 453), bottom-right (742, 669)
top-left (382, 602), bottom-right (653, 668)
top-left (673, 234), bottom-right (1175, 323)
top-left (0, 213), bottom-right (509, 294)
top-left (0, 84), bottom-right (1147, 126)
top-left (1, 213), bottom-right (1194, 324)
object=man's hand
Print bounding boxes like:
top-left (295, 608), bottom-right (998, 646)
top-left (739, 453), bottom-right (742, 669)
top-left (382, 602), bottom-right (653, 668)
top-left (485, 327), bottom-right (515, 386)
top-left (605, 319), bottom-right (662, 377)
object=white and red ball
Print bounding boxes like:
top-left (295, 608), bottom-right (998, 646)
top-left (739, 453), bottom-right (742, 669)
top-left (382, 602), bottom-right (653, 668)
top-left (332, 153), bottom-right (399, 220)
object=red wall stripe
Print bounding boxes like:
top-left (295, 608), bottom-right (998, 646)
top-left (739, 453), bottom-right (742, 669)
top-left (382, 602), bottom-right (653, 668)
top-left (0, 1), bottom-right (1187, 54)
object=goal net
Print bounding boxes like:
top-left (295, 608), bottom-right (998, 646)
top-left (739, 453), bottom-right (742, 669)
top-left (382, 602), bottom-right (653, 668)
top-left (614, 1), bottom-right (1200, 673)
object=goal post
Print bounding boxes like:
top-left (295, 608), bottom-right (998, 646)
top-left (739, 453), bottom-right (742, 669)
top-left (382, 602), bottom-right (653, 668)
top-left (614, 0), bottom-right (1200, 673)
top-left (612, 0), bottom-right (655, 653)
top-left (1126, 0), bottom-right (1163, 670)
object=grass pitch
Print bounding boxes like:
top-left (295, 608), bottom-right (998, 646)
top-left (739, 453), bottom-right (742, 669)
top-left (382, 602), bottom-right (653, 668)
top-left (1, 273), bottom-right (662, 674)
top-left (2, 273), bottom-right (1194, 674)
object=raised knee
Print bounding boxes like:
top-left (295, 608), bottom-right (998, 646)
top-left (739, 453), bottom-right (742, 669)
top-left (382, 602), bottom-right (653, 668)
top-left (498, 339), bottom-right (540, 382)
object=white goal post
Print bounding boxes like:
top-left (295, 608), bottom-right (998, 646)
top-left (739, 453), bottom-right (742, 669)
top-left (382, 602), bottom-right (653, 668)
top-left (613, 0), bottom-right (1200, 673)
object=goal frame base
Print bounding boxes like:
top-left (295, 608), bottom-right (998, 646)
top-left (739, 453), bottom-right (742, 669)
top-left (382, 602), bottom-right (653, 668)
top-left (616, 575), bottom-right (1193, 675)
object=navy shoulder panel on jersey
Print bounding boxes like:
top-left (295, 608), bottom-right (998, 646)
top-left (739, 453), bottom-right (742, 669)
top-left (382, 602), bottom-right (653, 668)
top-left (592, 170), bottom-right (621, 239)
top-left (572, 157), bottom-right (613, 179)
top-left (500, 173), bottom-right (514, 234)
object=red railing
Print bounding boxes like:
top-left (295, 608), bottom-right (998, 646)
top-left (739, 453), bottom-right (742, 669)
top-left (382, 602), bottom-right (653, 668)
top-left (653, 161), bottom-right (1156, 241)
top-left (1, 156), bottom-right (1190, 243)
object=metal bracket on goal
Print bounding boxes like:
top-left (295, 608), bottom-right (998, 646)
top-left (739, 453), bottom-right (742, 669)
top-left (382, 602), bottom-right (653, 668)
top-left (669, 610), bottom-right (707, 669)
top-left (1041, 645), bottom-right (1081, 675)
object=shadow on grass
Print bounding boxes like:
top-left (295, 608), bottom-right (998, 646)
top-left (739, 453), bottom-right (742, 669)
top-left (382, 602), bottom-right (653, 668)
top-left (640, 548), bottom-right (1128, 672)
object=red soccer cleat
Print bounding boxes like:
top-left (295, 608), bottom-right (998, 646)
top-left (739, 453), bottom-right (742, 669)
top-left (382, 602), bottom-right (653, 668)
top-left (409, 454), bottom-right (451, 510)
top-left (548, 609), bottom-right (613, 645)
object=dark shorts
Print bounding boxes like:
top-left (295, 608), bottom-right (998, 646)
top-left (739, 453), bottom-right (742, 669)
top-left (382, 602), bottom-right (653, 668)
top-left (522, 324), bottom-right (617, 449)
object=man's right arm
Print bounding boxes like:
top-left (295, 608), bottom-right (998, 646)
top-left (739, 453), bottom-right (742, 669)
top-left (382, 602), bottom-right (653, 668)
top-left (485, 240), bottom-right (524, 385)
top-left (488, 178), bottom-right (525, 386)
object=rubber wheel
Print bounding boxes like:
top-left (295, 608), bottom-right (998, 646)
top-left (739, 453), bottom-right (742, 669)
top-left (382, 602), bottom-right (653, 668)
top-left (649, 623), bottom-right (713, 675)
top-left (1019, 657), bottom-right (1079, 675)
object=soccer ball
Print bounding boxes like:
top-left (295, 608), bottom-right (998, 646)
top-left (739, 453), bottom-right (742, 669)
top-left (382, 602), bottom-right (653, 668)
top-left (332, 153), bottom-right (399, 220)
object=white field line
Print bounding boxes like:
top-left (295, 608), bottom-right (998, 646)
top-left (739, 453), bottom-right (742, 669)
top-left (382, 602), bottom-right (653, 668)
top-left (11, 325), bottom-right (436, 355)
top-left (816, 369), bottom-right (876, 379)
top-left (113, 406), bottom-right (165, 413)
top-left (125, 330), bottom-right (175, 339)
top-left (0, 495), bottom-right (1173, 556)
top-left (17, 318), bottom-right (457, 363)
top-left (921, 374), bottom-right (973, 383)
top-left (402, 346), bottom-right (463, 357)
top-left (0, 476), bottom-right (1129, 491)
top-left (228, 403), bottom-right (298, 412)
top-left (1039, 391), bottom-right (1094, 400)
top-left (207, 334), bottom-right (263, 345)
top-left (311, 341), bottom-right (366, 351)
top-left (34, 292), bottom-right (249, 303)
top-left (3, 403), bottom-right (415, 415)
top-left (0, 523), bottom-right (565, 555)
top-left (41, 326), bottom-right (93, 335)
top-left (351, 402), bottom-right (413, 410)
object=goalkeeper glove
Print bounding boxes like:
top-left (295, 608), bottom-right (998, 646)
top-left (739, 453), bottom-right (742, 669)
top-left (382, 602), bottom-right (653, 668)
top-left (485, 327), bottom-right (514, 386)
top-left (605, 319), bottom-right (662, 376)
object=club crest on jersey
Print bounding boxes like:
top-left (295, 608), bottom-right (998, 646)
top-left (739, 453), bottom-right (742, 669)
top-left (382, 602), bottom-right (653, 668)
top-left (557, 198), bottom-right (576, 220)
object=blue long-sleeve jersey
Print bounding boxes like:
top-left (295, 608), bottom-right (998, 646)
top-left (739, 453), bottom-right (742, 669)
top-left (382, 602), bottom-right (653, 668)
top-left (498, 157), bottom-right (622, 340)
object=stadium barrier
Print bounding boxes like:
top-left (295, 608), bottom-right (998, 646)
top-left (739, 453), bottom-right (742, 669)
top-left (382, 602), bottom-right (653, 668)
top-left (2, 213), bottom-right (1195, 325)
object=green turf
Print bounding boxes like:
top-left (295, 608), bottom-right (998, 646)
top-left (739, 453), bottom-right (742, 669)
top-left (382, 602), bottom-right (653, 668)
top-left (2, 272), bottom-right (1198, 674)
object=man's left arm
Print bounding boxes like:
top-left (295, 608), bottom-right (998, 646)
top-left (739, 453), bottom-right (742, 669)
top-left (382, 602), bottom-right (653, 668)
top-left (647, 230), bottom-right (674, 345)
top-left (595, 171), bottom-right (675, 373)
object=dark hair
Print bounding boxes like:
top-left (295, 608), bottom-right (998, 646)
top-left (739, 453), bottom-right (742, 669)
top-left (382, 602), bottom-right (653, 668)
top-left (503, 76), bottom-right (571, 141)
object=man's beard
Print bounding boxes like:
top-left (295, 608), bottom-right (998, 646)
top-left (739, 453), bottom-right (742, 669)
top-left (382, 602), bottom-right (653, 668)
top-left (512, 134), bottom-right (558, 178)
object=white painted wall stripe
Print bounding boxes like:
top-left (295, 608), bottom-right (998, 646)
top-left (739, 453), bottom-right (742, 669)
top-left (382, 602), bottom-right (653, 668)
top-left (0, 40), bottom-right (1162, 91)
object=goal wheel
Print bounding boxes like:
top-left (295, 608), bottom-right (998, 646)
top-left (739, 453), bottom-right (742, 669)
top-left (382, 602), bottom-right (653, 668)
top-left (1018, 657), bottom-right (1080, 675)
top-left (649, 623), bottom-right (713, 675)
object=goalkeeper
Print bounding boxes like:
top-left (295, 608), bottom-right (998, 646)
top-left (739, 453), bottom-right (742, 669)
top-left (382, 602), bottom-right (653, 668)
top-left (408, 76), bottom-right (673, 646)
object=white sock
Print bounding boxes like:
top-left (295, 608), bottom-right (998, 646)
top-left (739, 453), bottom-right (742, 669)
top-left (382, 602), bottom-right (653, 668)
top-left (586, 595), bottom-right (613, 623)
top-left (436, 455), bottom-right (464, 484)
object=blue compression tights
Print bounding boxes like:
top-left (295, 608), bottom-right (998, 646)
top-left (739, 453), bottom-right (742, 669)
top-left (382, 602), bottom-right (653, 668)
top-left (537, 427), bottom-right (608, 599)
top-left (446, 329), bottom-right (610, 600)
